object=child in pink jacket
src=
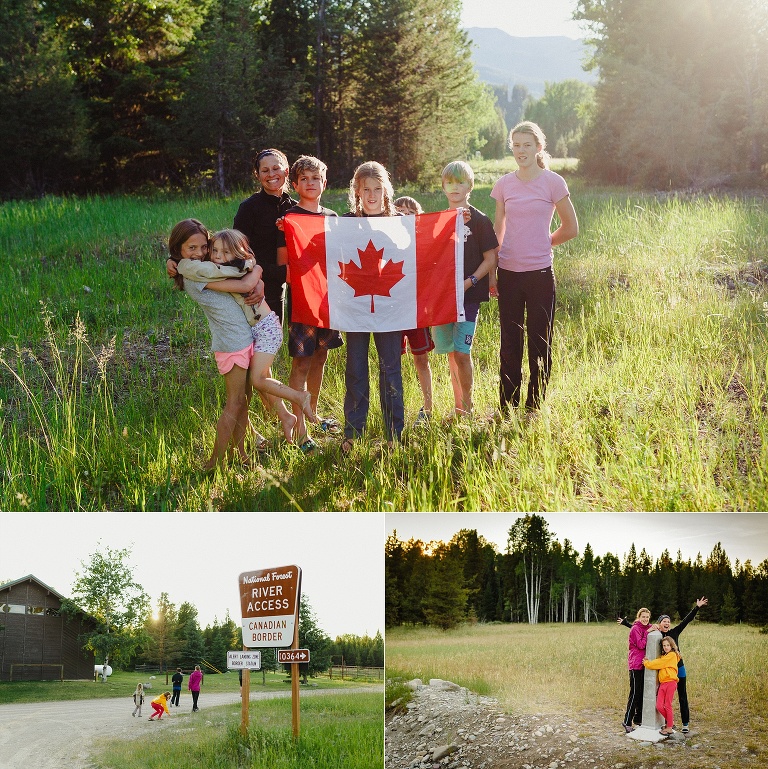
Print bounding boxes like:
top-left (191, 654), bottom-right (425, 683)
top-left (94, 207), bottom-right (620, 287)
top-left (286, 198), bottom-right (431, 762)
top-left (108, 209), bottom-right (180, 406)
top-left (623, 607), bottom-right (655, 733)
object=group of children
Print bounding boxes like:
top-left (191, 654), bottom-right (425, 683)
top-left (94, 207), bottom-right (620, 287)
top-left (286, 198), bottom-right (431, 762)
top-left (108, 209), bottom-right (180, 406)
top-left (131, 665), bottom-right (195, 719)
top-left (169, 153), bottom-right (499, 468)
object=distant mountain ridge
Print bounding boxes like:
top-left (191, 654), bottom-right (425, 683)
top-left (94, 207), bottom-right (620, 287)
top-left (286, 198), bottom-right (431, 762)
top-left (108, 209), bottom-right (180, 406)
top-left (465, 27), bottom-right (594, 97)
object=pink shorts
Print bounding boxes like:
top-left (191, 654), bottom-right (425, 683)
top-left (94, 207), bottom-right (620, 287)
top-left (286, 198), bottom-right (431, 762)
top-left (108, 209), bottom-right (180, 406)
top-left (214, 344), bottom-right (254, 375)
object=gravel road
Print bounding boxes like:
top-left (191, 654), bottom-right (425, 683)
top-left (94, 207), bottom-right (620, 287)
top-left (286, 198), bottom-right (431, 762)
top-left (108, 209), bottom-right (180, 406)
top-left (0, 685), bottom-right (383, 769)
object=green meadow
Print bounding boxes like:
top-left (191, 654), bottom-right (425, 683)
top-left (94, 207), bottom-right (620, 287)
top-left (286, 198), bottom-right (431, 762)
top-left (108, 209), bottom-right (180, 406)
top-left (0, 669), bottom-right (357, 705)
top-left (2, 175), bottom-right (767, 510)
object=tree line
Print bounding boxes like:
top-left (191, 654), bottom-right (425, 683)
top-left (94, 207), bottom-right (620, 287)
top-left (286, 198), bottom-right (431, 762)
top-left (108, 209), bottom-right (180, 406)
top-left (385, 515), bottom-right (768, 630)
top-left (138, 592), bottom-right (383, 678)
top-left (2, 0), bottom-right (502, 197)
top-left (7, 0), bottom-right (763, 198)
top-left (61, 545), bottom-right (382, 678)
top-left (575, 0), bottom-right (768, 187)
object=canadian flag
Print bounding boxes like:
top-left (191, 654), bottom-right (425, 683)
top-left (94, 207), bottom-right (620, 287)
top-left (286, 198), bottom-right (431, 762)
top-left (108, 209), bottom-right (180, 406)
top-left (284, 210), bottom-right (465, 332)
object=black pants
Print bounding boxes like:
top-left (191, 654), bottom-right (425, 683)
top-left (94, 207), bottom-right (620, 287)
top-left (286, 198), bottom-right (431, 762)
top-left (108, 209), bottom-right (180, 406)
top-left (678, 675), bottom-right (689, 724)
top-left (623, 668), bottom-right (644, 727)
top-left (191, 690), bottom-right (200, 711)
top-left (170, 688), bottom-right (180, 706)
top-left (498, 266), bottom-right (556, 410)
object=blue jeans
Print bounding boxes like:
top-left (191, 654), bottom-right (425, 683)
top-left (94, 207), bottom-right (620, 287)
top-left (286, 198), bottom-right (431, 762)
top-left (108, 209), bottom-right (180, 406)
top-left (344, 331), bottom-right (404, 441)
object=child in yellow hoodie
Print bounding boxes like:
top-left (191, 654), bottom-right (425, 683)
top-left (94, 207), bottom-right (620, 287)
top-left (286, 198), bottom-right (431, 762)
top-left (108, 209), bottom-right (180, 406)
top-left (149, 691), bottom-right (172, 720)
top-left (643, 636), bottom-right (681, 735)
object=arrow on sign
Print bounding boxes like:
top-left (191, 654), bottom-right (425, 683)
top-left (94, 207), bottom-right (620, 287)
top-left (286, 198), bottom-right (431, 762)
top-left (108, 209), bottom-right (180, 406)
top-left (277, 649), bottom-right (311, 664)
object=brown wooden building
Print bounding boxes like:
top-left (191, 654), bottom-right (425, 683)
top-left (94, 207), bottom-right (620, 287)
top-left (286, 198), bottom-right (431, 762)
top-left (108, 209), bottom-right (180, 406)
top-left (0, 575), bottom-right (96, 681)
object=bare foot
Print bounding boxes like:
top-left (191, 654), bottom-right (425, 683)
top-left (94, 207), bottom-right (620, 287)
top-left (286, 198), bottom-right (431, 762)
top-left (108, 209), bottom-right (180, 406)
top-left (299, 391), bottom-right (318, 423)
top-left (280, 411), bottom-right (298, 442)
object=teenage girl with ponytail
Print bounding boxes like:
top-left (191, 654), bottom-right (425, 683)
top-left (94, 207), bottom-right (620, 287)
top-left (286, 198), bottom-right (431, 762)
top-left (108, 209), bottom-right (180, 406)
top-left (491, 121), bottom-right (579, 413)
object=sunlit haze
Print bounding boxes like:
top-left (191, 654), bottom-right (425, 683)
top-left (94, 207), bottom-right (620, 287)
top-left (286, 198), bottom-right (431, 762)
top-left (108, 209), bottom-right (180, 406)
top-left (461, 0), bottom-right (586, 39)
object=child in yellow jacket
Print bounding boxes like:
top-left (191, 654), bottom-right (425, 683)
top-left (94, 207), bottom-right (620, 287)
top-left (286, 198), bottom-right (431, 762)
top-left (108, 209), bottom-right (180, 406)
top-left (149, 691), bottom-right (172, 720)
top-left (643, 636), bottom-right (681, 735)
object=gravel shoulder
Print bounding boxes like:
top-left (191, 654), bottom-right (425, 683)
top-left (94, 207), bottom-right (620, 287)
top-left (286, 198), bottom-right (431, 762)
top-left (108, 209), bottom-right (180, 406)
top-left (0, 685), bottom-right (383, 769)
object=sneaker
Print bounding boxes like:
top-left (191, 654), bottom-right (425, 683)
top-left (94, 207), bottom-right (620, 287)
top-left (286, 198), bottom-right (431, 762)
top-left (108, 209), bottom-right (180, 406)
top-left (682, 724), bottom-right (689, 733)
top-left (623, 724), bottom-right (634, 733)
top-left (413, 407), bottom-right (431, 428)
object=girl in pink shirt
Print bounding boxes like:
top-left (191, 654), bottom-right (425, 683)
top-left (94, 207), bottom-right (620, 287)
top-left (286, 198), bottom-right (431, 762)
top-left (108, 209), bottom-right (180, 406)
top-left (491, 121), bottom-right (579, 412)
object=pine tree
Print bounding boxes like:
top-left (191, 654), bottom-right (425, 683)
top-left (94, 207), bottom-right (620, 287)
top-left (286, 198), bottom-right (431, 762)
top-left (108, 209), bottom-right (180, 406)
top-left (350, 0), bottom-right (493, 183)
top-left (0, 0), bottom-right (89, 196)
top-left (296, 596), bottom-right (333, 682)
top-left (422, 543), bottom-right (468, 630)
top-left (144, 593), bottom-right (183, 672)
top-left (176, 602), bottom-right (206, 668)
top-left (719, 585), bottom-right (738, 625)
top-left (52, 0), bottom-right (208, 188)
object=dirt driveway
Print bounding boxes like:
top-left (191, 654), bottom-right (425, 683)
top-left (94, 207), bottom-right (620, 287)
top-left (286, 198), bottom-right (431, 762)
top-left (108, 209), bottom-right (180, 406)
top-left (0, 685), bottom-right (383, 769)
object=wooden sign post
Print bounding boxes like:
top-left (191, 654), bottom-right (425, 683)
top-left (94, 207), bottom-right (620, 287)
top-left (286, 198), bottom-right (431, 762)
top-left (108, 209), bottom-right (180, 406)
top-left (225, 651), bottom-right (261, 735)
top-left (291, 618), bottom-right (300, 738)
top-left (241, 654), bottom-right (250, 736)
top-left (238, 565), bottom-right (302, 738)
top-left (276, 648), bottom-right (311, 739)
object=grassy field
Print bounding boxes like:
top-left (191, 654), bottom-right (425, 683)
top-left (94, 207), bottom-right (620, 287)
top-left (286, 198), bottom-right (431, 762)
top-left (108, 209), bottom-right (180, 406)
top-left (386, 623), bottom-right (768, 716)
top-left (90, 691), bottom-right (383, 769)
top-left (386, 623), bottom-right (768, 768)
top-left (0, 669), bottom-right (365, 704)
top-left (1, 167), bottom-right (767, 510)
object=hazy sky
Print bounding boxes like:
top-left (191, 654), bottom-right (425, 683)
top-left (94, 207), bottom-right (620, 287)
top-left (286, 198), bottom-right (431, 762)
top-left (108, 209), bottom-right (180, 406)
top-left (386, 513), bottom-right (768, 566)
top-left (1, 513), bottom-right (384, 639)
top-left (461, 0), bottom-right (586, 39)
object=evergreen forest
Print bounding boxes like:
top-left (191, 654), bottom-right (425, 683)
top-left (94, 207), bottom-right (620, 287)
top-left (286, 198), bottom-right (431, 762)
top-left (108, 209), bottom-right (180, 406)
top-left (2, 0), bottom-right (500, 196)
top-left (4, 0), bottom-right (767, 199)
top-left (385, 515), bottom-right (768, 629)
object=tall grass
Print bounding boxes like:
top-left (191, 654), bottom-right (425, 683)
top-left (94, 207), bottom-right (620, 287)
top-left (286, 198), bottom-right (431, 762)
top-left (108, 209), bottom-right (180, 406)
top-left (386, 623), bottom-right (768, 730)
top-left (2, 186), bottom-right (767, 510)
top-left (90, 692), bottom-right (383, 769)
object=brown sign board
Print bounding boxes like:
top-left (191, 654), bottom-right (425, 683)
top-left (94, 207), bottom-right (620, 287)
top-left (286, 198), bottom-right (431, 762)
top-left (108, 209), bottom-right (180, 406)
top-left (277, 648), bottom-right (310, 664)
top-left (238, 565), bottom-right (301, 648)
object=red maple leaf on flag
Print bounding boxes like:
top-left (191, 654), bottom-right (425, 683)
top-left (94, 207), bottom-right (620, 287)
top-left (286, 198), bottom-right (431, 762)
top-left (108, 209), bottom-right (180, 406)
top-left (338, 239), bottom-right (405, 313)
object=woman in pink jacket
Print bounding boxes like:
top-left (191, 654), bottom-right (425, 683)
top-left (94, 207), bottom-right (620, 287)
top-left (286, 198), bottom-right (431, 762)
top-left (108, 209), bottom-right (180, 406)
top-left (188, 664), bottom-right (203, 712)
top-left (622, 607), bottom-right (656, 733)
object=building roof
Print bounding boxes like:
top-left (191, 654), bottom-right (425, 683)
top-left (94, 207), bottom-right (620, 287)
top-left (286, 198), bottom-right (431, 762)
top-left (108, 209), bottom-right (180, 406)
top-left (0, 574), bottom-right (67, 601)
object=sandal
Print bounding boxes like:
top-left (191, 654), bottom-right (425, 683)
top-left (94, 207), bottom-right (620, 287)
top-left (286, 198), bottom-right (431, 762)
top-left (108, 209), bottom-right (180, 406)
top-left (297, 436), bottom-right (320, 456)
top-left (341, 437), bottom-right (354, 455)
top-left (318, 416), bottom-right (342, 435)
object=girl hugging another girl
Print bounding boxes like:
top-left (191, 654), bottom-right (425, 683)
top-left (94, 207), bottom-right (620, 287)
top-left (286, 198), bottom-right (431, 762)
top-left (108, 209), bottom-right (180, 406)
top-left (169, 221), bottom-right (316, 469)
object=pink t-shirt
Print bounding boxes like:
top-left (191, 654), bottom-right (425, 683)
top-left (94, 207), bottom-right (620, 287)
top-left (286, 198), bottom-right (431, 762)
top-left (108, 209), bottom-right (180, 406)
top-left (491, 169), bottom-right (570, 272)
